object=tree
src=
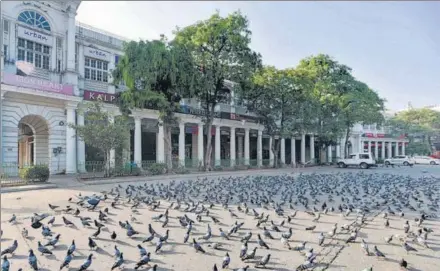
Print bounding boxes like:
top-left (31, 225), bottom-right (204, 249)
top-left (70, 102), bottom-right (130, 175)
top-left (173, 10), bottom-right (262, 170)
top-left (339, 80), bottom-right (385, 157)
top-left (242, 66), bottom-right (308, 167)
top-left (295, 54), bottom-right (353, 162)
top-left (387, 108), bottom-right (440, 154)
top-left (113, 37), bottom-right (196, 170)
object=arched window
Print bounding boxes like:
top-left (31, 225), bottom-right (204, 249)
top-left (18, 10), bottom-right (51, 31)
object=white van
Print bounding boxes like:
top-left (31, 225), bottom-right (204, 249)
top-left (337, 153), bottom-right (377, 169)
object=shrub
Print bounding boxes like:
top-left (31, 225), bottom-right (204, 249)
top-left (148, 163), bottom-right (167, 175)
top-left (173, 166), bottom-right (190, 174)
top-left (21, 165), bottom-right (50, 182)
top-left (213, 165), bottom-right (223, 171)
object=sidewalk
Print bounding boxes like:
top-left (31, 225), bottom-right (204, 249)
top-left (1, 166), bottom-right (331, 193)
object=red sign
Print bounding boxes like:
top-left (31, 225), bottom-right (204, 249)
top-left (83, 90), bottom-right (117, 103)
top-left (364, 133), bottom-right (385, 138)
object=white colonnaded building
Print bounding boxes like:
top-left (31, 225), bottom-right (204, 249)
top-left (0, 1), bottom-right (409, 175)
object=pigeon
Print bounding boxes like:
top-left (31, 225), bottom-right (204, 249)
top-left (222, 252), bottom-right (230, 269)
top-left (137, 245), bottom-right (148, 257)
top-left (242, 247), bottom-right (257, 261)
top-left (88, 237), bottom-right (97, 250)
top-left (8, 214), bottom-right (16, 224)
top-left (38, 241), bottom-right (53, 255)
top-left (62, 216), bottom-right (75, 227)
top-left (48, 217), bottom-right (55, 225)
top-left (67, 240), bottom-right (76, 255)
top-left (78, 253), bottom-right (93, 271)
top-left (21, 228), bottom-right (28, 238)
top-left (28, 249), bottom-right (38, 270)
top-left (402, 242), bottom-right (417, 254)
top-left (1, 256), bottom-right (10, 271)
top-left (44, 234), bottom-right (61, 247)
top-left (399, 258), bottom-right (408, 269)
top-left (361, 239), bottom-right (369, 255)
top-left (1, 240), bottom-right (18, 256)
top-left (48, 204), bottom-right (59, 210)
top-left (318, 232), bottom-right (325, 246)
top-left (257, 234), bottom-right (270, 249)
top-left (256, 254), bottom-right (271, 268)
top-left (91, 227), bottom-right (101, 238)
top-left (373, 245), bottom-right (385, 258)
top-left (111, 231), bottom-right (117, 240)
top-left (59, 251), bottom-right (73, 270)
top-left (111, 253), bottom-right (124, 270)
top-left (193, 238), bottom-right (206, 253)
top-left (135, 254), bottom-right (152, 269)
top-left (114, 245), bottom-right (121, 258)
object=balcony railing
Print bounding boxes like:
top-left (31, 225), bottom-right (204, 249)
top-left (75, 21), bottom-right (129, 49)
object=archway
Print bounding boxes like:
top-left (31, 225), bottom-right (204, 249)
top-left (18, 115), bottom-right (49, 168)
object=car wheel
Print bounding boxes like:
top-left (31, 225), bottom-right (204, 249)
top-left (430, 161), bottom-right (436, 165)
top-left (338, 162), bottom-right (345, 168)
top-left (385, 161), bottom-right (390, 166)
top-left (360, 162), bottom-right (368, 169)
top-left (403, 161), bottom-right (409, 166)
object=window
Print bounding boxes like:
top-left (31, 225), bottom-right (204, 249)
top-left (17, 37), bottom-right (50, 70)
top-left (359, 154), bottom-right (370, 159)
top-left (18, 11), bottom-right (51, 31)
top-left (3, 45), bottom-right (7, 64)
top-left (3, 19), bottom-right (9, 33)
top-left (84, 57), bottom-right (108, 82)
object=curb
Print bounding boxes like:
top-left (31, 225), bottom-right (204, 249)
top-left (0, 183), bottom-right (58, 194)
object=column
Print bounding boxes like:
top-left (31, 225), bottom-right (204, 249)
top-left (368, 141), bottom-right (372, 154)
top-left (244, 128), bottom-right (250, 166)
top-left (388, 141), bottom-right (392, 158)
top-left (269, 136), bottom-right (274, 166)
top-left (215, 125), bottom-right (221, 166)
top-left (257, 130), bottom-right (263, 167)
top-left (197, 123), bottom-right (204, 166)
top-left (66, 106), bottom-right (77, 173)
top-left (280, 138), bottom-right (286, 164)
top-left (310, 135), bottom-right (315, 163)
top-left (393, 142), bottom-right (398, 157)
top-left (381, 141), bottom-right (385, 159)
top-left (66, 11), bottom-right (76, 71)
top-left (157, 122), bottom-right (165, 162)
top-left (402, 142), bottom-right (406, 156)
top-left (230, 127), bottom-right (236, 167)
top-left (108, 116), bottom-right (115, 167)
top-left (327, 145), bottom-right (332, 163)
top-left (336, 139), bottom-right (341, 158)
top-left (374, 141), bottom-right (379, 159)
top-left (134, 117), bottom-right (142, 164)
top-left (179, 122), bottom-right (185, 167)
top-left (291, 138), bottom-right (296, 165)
top-left (237, 135), bottom-right (244, 164)
top-left (358, 136), bottom-right (363, 153)
top-left (76, 112), bottom-right (86, 172)
top-left (301, 134), bottom-right (306, 164)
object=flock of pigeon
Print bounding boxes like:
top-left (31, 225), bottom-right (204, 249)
top-left (1, 171), bottom-right (439, 271)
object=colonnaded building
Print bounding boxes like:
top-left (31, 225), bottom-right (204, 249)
top-left (0, 1), bottom-right (409, 175)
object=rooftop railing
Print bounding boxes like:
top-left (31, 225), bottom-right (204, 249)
top-left (75, 21), bottom-right (130, 49)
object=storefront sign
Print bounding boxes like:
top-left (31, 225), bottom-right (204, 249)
top-left (83, 90), bottom-right (117, 103)
top-left (17, 26), bottom-right (53, 46)
top-left (84, 46), bottom-right (111, 61)
top-left (2, 73), bottom-right (73, 95)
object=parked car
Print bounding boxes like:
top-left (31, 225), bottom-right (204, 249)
top-left (413, 156), bottom-right (440, 165)
top-left (337, 153), bottom-right (377, 169)
top-left (384, 155), bottom-right (414, 166)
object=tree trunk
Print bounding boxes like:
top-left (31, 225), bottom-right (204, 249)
top-left (272, 138), bottom-right (281, 168)
top-left (344, 126), bottom-right (351, 158)
top-left (204, 121), bottom-right (213, 171)
top-left (163, 124), bottom-right (173, 172)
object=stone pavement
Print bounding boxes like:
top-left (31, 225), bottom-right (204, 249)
top-left (1, 166), bottom-right (331, 194)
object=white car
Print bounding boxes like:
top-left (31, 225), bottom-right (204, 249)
top-left (413, 156), bottom-right (440, 165)
top-left (337, 153), bottom-right (377, 169)
top-left (384, 156), bottom-right (414, 166)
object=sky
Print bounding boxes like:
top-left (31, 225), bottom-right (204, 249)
top-left (76, 1), bottom-right (440, 112)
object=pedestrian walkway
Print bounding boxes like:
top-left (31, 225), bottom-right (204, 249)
top-left (1, 166), bottom-right (331, 193)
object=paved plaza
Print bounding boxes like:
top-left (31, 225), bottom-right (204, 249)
top-left (1, 166), bottom-right (439, 271)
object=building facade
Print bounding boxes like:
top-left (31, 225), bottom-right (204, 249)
top-left (0, 1), bottom-right (408, 175)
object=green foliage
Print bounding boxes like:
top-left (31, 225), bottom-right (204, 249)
top-left (173, 10), bottom-right (262, 169)
top-left (147, 163), bottom-right (168, 175)
top-left (213, 165), bottom-right (224, 171)
top-left (387, 108), bottom-right (440, 152)
top-left (20, 165), bottom-right (50, 182)
top-left (69, 102), bottom-right (130, 168)
top-left (173, 166), bottom-right (190, 174)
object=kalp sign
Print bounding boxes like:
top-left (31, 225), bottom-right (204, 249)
top-left (83, 90), bottom-right (117, 103)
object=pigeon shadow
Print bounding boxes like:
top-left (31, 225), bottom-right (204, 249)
top-left (417, 253), bottom-right (439, 259)
top-left (115, 239), bottom-right (131, 246)
top-left (95, 247), bottom-right (112, 257)
top-left (26, 236), bottom-right (36, 241)
top-left (53, 244), bottom-right (68, 251)
top-left (11, 254), bottom-right (28, 260)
